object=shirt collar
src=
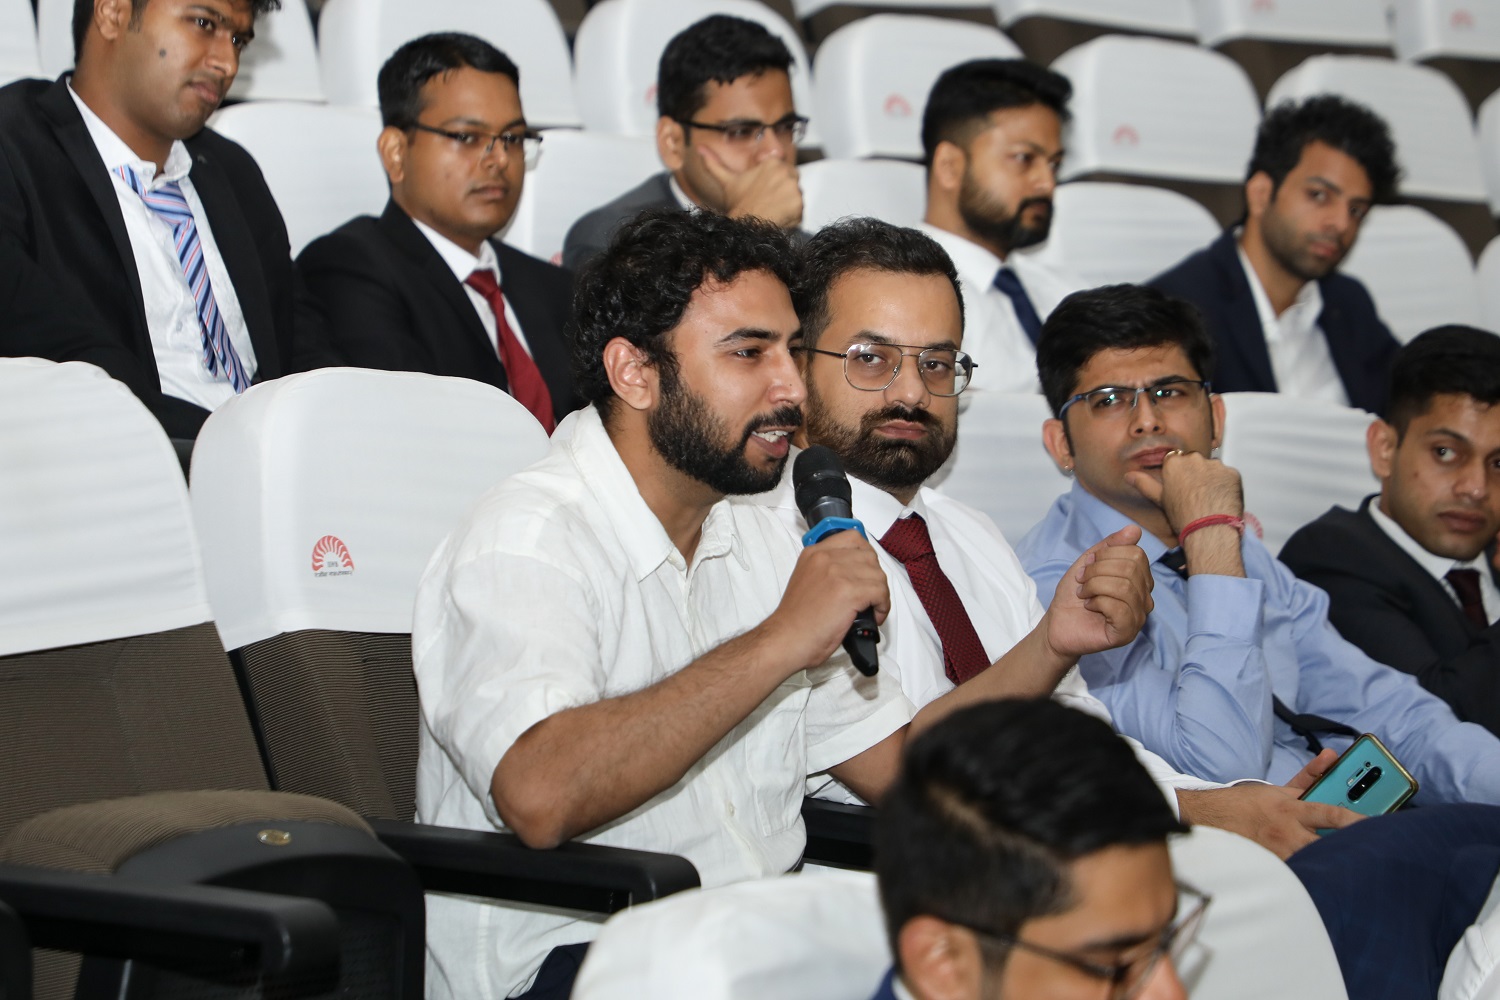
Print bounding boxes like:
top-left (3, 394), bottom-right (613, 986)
top-left (1368, 494), bottom-right (1490, 583)
top-left (1067, 481), bottom-right (1174, 565)
top-left (1235, 233), bottom-right (1322, 343)
top-left (68, 78), bottom-right (193, 185)
top-left (917, 222), bottom-right (1005, 287)
top-left (848, 474), bottom-right (930, 542)
top-left (412, 217), bottom-right (501, 285)
top-left (667, 174), bottom-right (700, 213)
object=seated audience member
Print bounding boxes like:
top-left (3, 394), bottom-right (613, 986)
top-left (0, 0), bottom-right (339, 439)
top-left (412, 210), bottom-right (1152, 1000)
top-left (1015, 283), bottom-right (1500, 804)
top-left (918, 59), bottom-right (1084, 392)
top-left (561, 15), bottom-right (806, 273)
top-left (1282, 326), bottom-right (1500, 738)
top-left (298, 33), bottom-right (577, 431)
top-left (872, 698), bottom-right (1194, 1000)
top-left (1149, 96), bottom-right (1400, 413)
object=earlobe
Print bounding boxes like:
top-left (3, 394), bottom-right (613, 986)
top-left (1042, 417), bottom-right (1074, 473)
top-left (657, 117), bottom-right (685, 172)
top-left (376, 128), bottom-right (406, 185)
top-left (1367, 419), bottom-right (1397, 480)
top-left (93, 0), bottom-right (127, 41)
top-left (932, 141), bottom-right (965, 194)
top-left (1245, 172), bottom-right (1273, 220)
top-left (602, 338), bottom-right (656, 412)
top-left (898, 917), bottom-right (988, 1000)
top-left (1209, 393), bottom-right (1226, 451)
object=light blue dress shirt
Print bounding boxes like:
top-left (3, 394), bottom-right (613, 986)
top-left (1014, 483), bottom-right (1500, 805)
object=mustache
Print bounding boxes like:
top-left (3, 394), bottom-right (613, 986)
top-left (744, 405), bottom-right (805, 437)
top-left (862, 404), bottom-right (937, 431)
top-left (1017, 196), bottom-right (1053, 216)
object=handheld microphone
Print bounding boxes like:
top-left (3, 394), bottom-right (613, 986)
top-left (792, 446), bottom-right (879, 677)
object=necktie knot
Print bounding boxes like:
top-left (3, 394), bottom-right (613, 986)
top-left (1446, 568), bottom-right (1489, 628)
top-left (465, 268), bottom-right (501, 298)
top-left (879, 514), bottom-right (936, 565)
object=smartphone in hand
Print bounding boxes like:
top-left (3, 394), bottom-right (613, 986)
top-left (1300, 733), bottom-right (1418, 819)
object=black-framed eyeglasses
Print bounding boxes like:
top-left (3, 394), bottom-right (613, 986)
top-left (950, 882), bottom-right (1209, 1000)
top-left (1058, 378), bottom-right (1212, 421)
top-left (678, 114), bottom-right (809, 147)
top-left (408, 123), bottom-right (544, 167)
top-left (797, 343), bottom-right (977, 396)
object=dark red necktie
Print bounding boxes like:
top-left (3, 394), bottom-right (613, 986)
top-left (465, 269), bottom-right (556, 433)
top-left (879, 514), bottom-right (991, 685)
top-left (1447, 568), bottom-right (1490, 629)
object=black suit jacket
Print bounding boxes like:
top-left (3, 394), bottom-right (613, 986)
top-left (1149, 229), bottom-right (1399, 415)
top-left (0, 76), bottom-right (338, 438)
top-left (1280, 497), bottom-right (1500, 737)
top-left (296, 200), bottom-right (580, 424)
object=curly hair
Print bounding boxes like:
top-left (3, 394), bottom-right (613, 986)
top-left (1248, 95), bottom-right (1401, 203)
top-left (656, 15), bottom-right (793, 123)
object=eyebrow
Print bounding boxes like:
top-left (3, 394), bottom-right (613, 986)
top-left (1079, 374), bottom-right (1196, 393)
top-left (844, 332), bottom-right (962, 352)
top-left (716, 328), bottom-right (789, 348)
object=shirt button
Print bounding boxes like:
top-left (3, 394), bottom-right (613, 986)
top-left (726, 803), bottom-right (735, 817)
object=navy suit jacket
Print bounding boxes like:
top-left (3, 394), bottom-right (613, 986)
top-left (1149, 230), bottom-right (1399, 415)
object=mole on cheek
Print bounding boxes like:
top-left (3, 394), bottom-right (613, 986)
top-left (159, 49), bottom-right (167, 58)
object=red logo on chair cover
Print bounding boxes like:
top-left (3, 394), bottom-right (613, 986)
top-left (1111, 124), bottom-right (1141, 147)
top-left (1452, 9), bottom-right (1475, 29)
top-left (883, 94), bottom-right (912, 118)
top-left (1250, 0), bottom-right (1275, 13)
top-left (311, 535), bottom-right (354, 577)
top-left (644, 84), bottom-right (657, 106)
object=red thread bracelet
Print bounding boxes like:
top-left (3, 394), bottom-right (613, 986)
top-left (1178, 514), bottom-right (1245, 546)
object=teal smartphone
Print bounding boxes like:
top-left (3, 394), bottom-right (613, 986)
top-left (1299, 733), bottom-right (1418, 818)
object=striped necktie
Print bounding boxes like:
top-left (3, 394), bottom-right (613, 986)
top-left (114, 164), bottom-right (250, 392)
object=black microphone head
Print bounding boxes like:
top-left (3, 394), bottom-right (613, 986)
top-left (793, 445), bottom-right (854, 527)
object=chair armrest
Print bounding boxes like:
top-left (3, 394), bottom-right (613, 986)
top-left (0, 862), bottom-right (339, 981)
top-left (0, 898), bottom-right (30, 1000)
top-left (801, 797), bottom-right (875, 871)
top-left (367, 819), bottom-right (700, 914)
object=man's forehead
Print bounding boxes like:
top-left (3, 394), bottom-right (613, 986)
top-left (697, 70), bottom-right (795, 117)
top-left (1073, 343), bottom-right (1199, 390)
top-left (822, 269), bottom-right (963, 348)
top-left (674, 269), bottom-right (797, 338)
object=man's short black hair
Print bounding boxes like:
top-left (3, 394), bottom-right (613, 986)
top-left (1037, 284), bottom-right (1215, 417)
top-left (920, 59), bottom-right (1071, 167)
top-left (656, 14), bottom-right (794, 124)
top-left (377, 32), bottom-right (520, 130)
top-left (1387, 326), bottom-right (1500, 438)
top-left (875, 698), bottom-right (1186, 975)
top-left (569, 208), bottom-right (798, 419)
top-left (74, 0), bottom-right (281, 60)
top-left (792, 217), bottom-right (964, 350)
top-left (1247, 95), bottom-right (1401, 204)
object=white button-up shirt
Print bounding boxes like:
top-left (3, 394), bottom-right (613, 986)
top-left (1236, 241), bottom-right (1348, 406)
top-left (410, 219), bottom-right (535, 359)
top-left (68, 82), bottom-right (256, 410)
top-left (413, 408), bottom-right (913, 998)
top-left (1369, 496), bottom-right (1500, 623)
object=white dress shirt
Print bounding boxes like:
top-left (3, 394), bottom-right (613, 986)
top-left (67, 83), bottom-right (256, 410)
top-left (1236, 241), bottom-right (1348, 406)
top-left (411, 218), bottom-right (535, 359)
top-left (1369, 497), bottom-right (1500, 623)
top-left (412, 409), bottom-right (913, 998)
top-left (918, 224), bottom-right (1085, 394)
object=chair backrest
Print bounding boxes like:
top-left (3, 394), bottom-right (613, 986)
top-left (209, 102), bottom-right (387, 256)
top-left (34, 0), bottom-right (69, 78)
top-left (1475, 88), bottom-right (1500, 215)
top-left (225, 0), bottom-right (325, 102)
top-left (1479, 236), bottom-right (1500, 332)
top-left (810, 14), bottom-right (1021, 160)
top-left (502, 130), bottom-right (663, 264)
top-left (1267, 55), bottom-right (1486, 204)
top-left (1029, 180), bottom-right (1220, 286)
top-left (995, 0), bottom-right (1196, 35)
top-left (798, 158), bottom-right (927, 231)
top-left (1339, 204), bottom-right (1482, 342)
top-left (1195, 0), bottom-right (1390, 49)
top-left (190, 369), bottom-right (552, 819)
top-left (573, 0), bottom-right (816, 144)
top-left (1390, 0), bottom-right (1500, 62)
top-left (1054, 35), bottom-right (1260, 187)
top-left (928, 391), bottom-right (1070, 545)
top-left (318, 0), bottom-right (580, 128)
top-left (0, 0), bottom-right (41, 84)
top-left (1216, 391), bottom-right (1379, 554)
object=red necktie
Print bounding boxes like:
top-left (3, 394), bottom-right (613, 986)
top-left (465, 269), bottom-right (556, 433)
top-left (879, 514), bottom-right (991, 685)
top-left (1447, 568), bottom-right (1490, 629)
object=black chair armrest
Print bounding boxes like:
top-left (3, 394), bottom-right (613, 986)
top-left (802, 797), bottom-right (875, 871)
top-left (0, 898), bottom-right (30, 1000)
top-left (367, 819), bottom-right (700, 914)
top-left (0, 862), bottom-right (339, 982)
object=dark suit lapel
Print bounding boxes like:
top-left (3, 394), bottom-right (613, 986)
top-left (1209, 231), bottom-right (1278, 390)
top-left (494, 241), bottom-right (571, 406)
top-left (1356, 497), bottom-right (1481, 635)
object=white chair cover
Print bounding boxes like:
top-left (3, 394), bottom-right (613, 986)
top-left (189, 368), bottom-right (551, 649)
top-left (996, 0), bottom-right (1196, 35)
top-left (0, 0), bottom-right (41, 83)
top-left (1475, 88), bottom-right (1500, 215)
top-left (572, 0), bottom-right (817, 146)
top-left (1030, 180), bottom-right (1220, 286)
top-left (928, 392), bottom-right (1070, 545)
top-left (1267, 55), bottom-right (1486, 203)
top-left (502, 130), bottom-right (663, 264)
top-left (317, 0), bottom-right (580, 128)
top-left (810, 14), bottom-right (1020, 160)
top-left (1195, 0), bottom-right (1390, 48)
top-left (208, 102), bottom-right (387, 256)
top-left (795, 0), bottom-right (992, 15)
top-left (1217, 391), bottom-right (1379, 555)
top-left (798, 158), bottom-right (926, 231)
top-left (0, 359), bottom-right (213, 658)
top-left (1479, 236), bottom-right (1500, 332)
top-left (34, 0), bottom-right (69, 78)
top-left (1339, 204), bottom-right (1482, 343)
top-left (225, 1), bottom-right (325, 103)
top-left (1054, 36), bottom-right (1260, 185)
top-left (1391, 0), bottom-right (1500, 62)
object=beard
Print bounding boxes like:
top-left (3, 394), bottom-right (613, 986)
top-left (649, 364), bottom-right (802, 496)
top-left (958, 170), bottom-right (1052, 254)
top-left (1259, 208), bottom-right (1348, 282)
top-left (803, 387), bottom-right (956, 497)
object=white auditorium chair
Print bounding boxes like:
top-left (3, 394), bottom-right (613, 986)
top-left (318, 0), bottom-right (581, 128)
top-left (793, 0), bottom-right (997, 47)
top-left (572, 0), bottom-right (816, 145)
top-left (994, 0), bottom-right (1196, 67)
top-left (1029, 180), bottom-right (1220, 286)
top-left (1390, 0), bottom-right (1500, 113)
top-left (810, 14), bottom-right (1021, 160)
top-left (225, 0), bottom-right (325, 103)
top-left (928, 392), bottom-right (1069, 545)
top-left (1475, 88), bottom-right (1500, 217)
top-left (798, 158), bottom-right (926, 231)
top-left (503, 130), bottom-right (662, 264)
top-left (0, 0), bottom-right (41, 87)
top-left (1216, 392), bottom-right (1379, 555)
top-left (1052, 35), bottom-right (1261, 228)
top-left (1268, 55), bottom-right (1496, 258)
top-left (33, 0), bottom-right (69, 78)
top-left (1480, 236), bottom-right (1500, 332)
top-left (1193, 0), bottom-right (1392, 100)
top-left (208, 102), bottom-right (387, 255)
top-left (1339, 205), bottom-right (1483, 342)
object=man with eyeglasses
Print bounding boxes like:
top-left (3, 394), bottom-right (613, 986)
top-left (298, 33), bottom-right (579, 431)
top-left (561, 14), bottom-right (807, 273)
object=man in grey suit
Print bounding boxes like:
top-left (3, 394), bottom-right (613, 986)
top-left (561, 14), bottom-right (806, 272)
